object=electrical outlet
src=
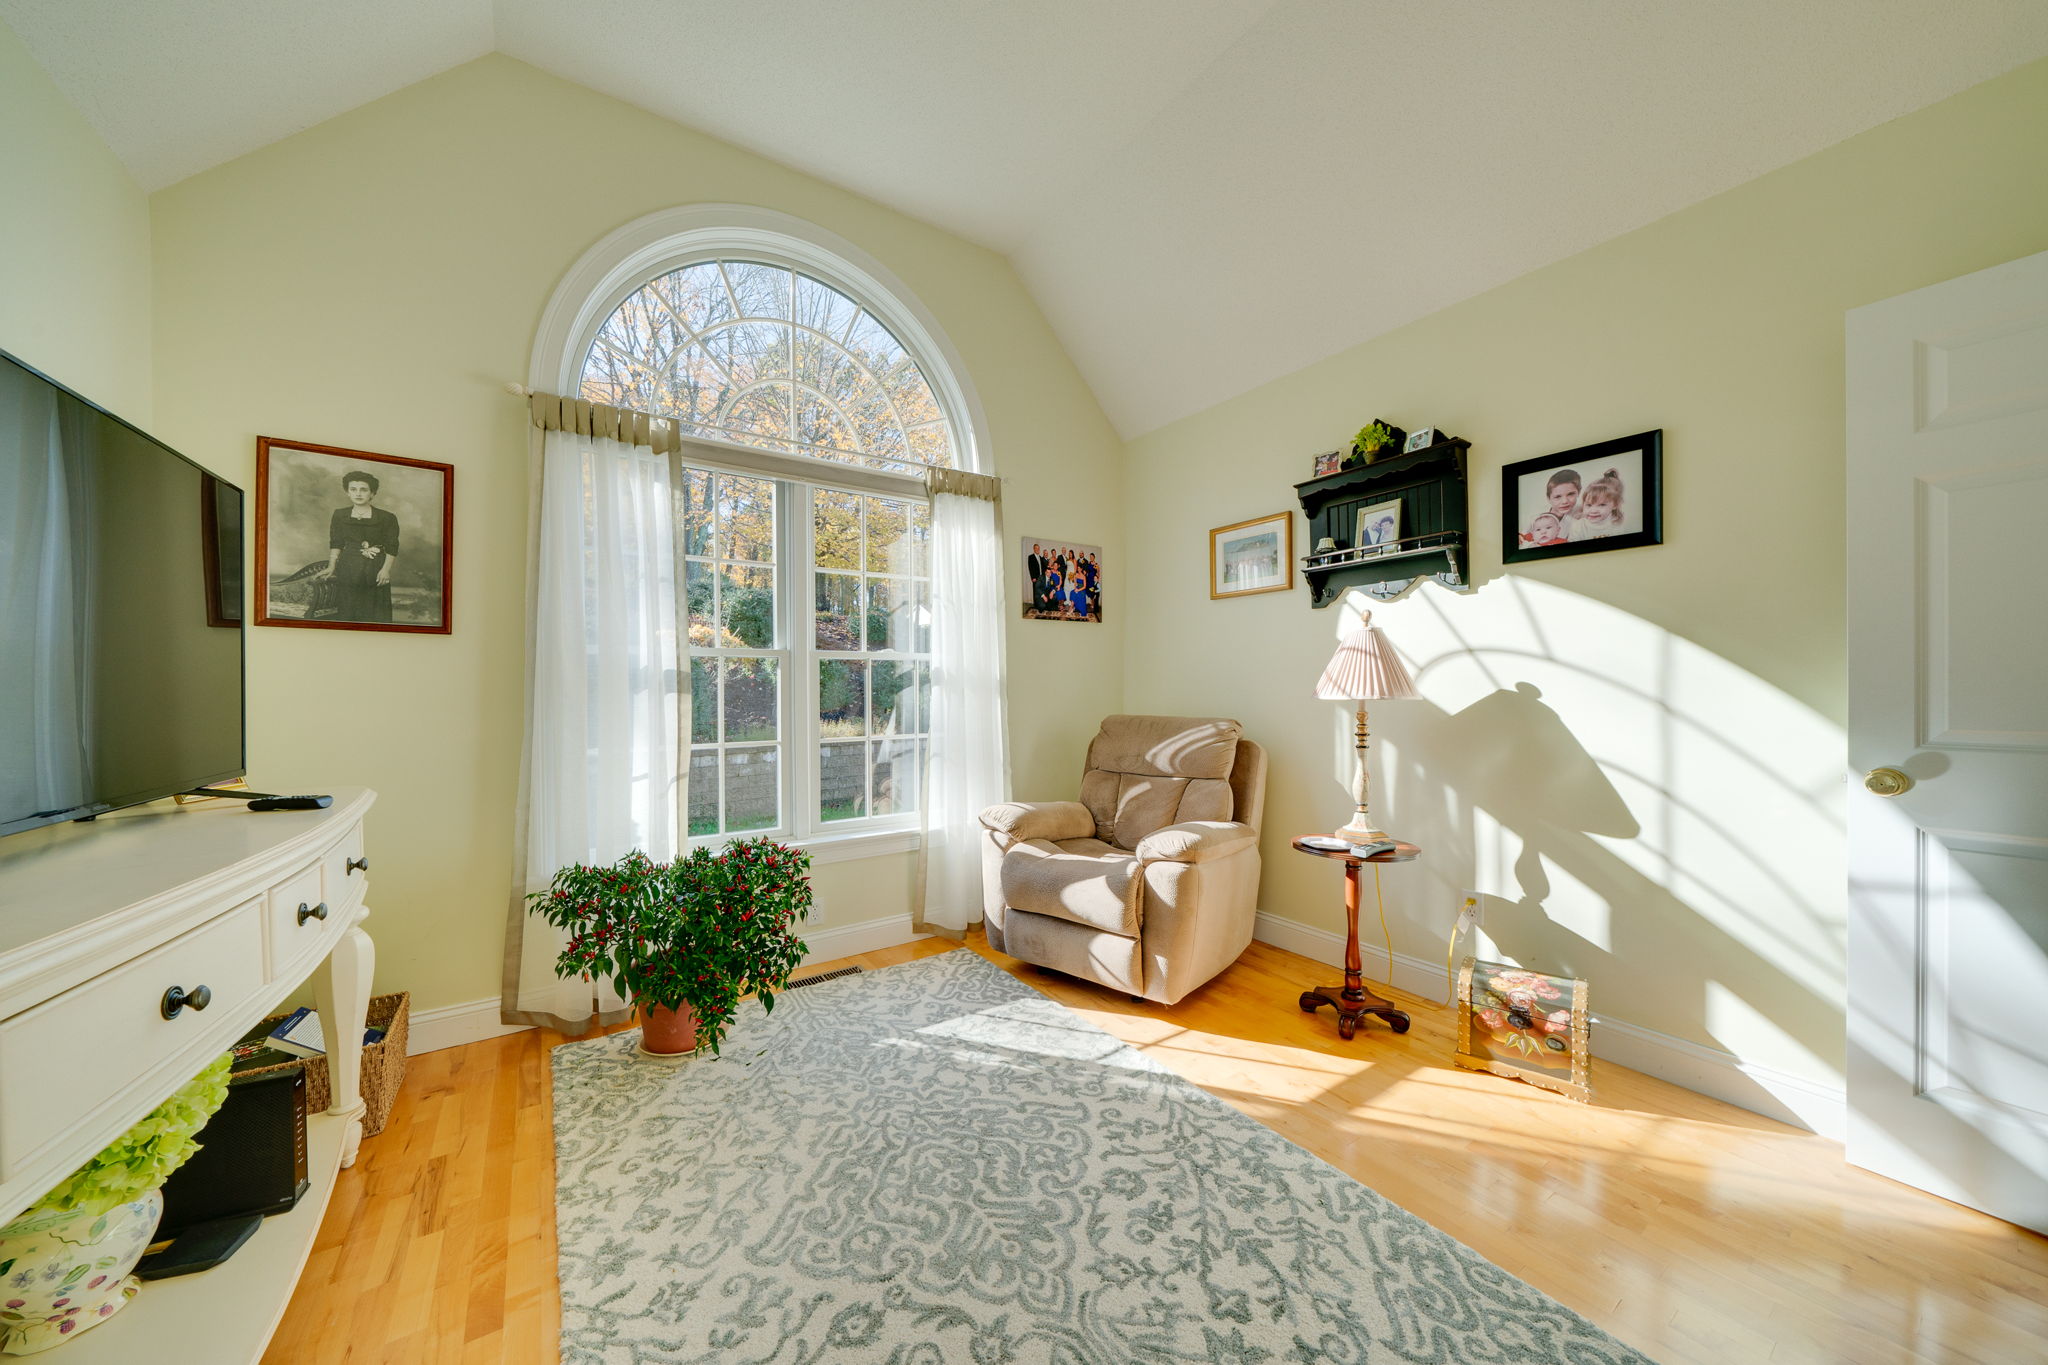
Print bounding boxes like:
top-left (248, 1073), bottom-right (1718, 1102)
top-left (1459, 891), bottom-right (1483, 927)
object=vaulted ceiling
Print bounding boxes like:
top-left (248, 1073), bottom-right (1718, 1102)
top-left (8, 1), bottom-right (2047, 436)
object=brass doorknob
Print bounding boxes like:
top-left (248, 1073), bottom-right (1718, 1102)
top-left (1864, 767), bottom-right (1913, 797)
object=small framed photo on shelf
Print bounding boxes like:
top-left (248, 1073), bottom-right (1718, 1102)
top-left (1501, 429), bottom-right (1662, 564)
top-left (1209, 512), bottom-right (1293, 598)
top-left (1455, 958), bottom-right (1590, 1103)
top-left (1403, 427), bottom-right (1440, 454)
top-left (1311, 450), bottom-right (1343, 478)
top-left (1354, 498), bottom-right (1403, 554)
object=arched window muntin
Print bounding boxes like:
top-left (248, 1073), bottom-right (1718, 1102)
top-left (581, 259), bottom-right (956, 473)
top-left (542, 207), bottom-right (986, 479)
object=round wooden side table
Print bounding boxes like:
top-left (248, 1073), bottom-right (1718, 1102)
top-left (1289, 835), bottom-right (1420, 1039)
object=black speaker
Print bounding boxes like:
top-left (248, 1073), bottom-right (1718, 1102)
top-left (158, 1064), bottom-right (309, 1237)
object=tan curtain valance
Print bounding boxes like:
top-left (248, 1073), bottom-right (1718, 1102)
top-left (924, 466), bottom-right (1002, 503)
top-left (527, 390), bottom-right (682, 455)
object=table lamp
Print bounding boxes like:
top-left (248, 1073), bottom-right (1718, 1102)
top-left (1313, 610), bottom-right (1417, 840)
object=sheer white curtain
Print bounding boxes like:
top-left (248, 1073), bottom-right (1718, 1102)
top-left (915, 473), bottom-right (1009, 934)
top-left (503, 422), bottom-right (686, 1030)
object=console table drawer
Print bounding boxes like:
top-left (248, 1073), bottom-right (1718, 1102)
top-left (0, 900), bottom-right (264, 1180)
top-left (321, 821), bottom-right (368, 912)
top-left (267, 863), bottom-right (330, 978)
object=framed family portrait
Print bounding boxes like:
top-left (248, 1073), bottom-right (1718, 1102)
top-left (1209, 512), bottom-right (1293, 599)
top-left (1021, 537), bottom-right (1103, 622)
top-left (1502, 429), bottom-right (1662, 564)
top-left (255, 437), bottom-right (454, 634)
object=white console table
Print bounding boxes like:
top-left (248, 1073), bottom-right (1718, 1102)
top-left (0, 788), bottom-right (376, 1363)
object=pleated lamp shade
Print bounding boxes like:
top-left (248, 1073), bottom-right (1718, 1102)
top-left (1313, 613), bottom-right (1417, 701)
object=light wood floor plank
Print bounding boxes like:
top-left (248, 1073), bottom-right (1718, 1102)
top-left (261, 933), bottom-right (2048, 1364)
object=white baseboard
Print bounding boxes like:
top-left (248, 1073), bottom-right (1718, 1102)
top-left (407, 997), bottom-right (531, 1057)
top-left (406, 913), bottom-right (930, 1057)
top-left (1252, 912), bottom-right (1847, 1141)
top-left (801, 912), bottom-right (929, 963)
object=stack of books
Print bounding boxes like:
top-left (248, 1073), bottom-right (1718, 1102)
top-left (227, 1008), bottom-right (386, 1074)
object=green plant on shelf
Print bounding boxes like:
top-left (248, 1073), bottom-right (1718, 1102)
top-left (1350, 421), bottom-right (1399, 465)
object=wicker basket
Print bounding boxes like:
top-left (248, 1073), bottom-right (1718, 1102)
top-left (241, 992), bottom-right (410, 1138)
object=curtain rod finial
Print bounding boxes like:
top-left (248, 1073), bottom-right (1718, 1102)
top-left (505, 381), bottom-right (531, 397)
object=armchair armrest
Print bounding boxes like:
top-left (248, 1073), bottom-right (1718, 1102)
top-left (979, 800), bottom-right (1095, 842)
top-left (1134, 821), bottom-right (1258, 864)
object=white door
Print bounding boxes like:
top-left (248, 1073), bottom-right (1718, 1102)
top-left (1845, 248), bottom-right (2048, 1233)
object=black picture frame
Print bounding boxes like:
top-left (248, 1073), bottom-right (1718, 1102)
top-left (1500, 430), bottom-right (1663, 564)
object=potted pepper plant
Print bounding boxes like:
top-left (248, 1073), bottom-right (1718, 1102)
top-left (528, 841), bottom-right (813, 1058)
top-left (0, 1054), bottom-right (231, 1354)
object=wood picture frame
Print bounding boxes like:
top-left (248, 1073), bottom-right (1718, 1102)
top-left (1501, 429), bottom-right (1662, 564)
top-left (198, 472), bottom-right (243, 628)
top-left (255, 436), bottom-right (454, 634)
top-left (1209, 512), bottom-right (1294, 599)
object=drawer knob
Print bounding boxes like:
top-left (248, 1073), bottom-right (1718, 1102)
top-left (161, 984), bottom-right (212, 1020)
top-left (297, 901), bottom-right (330, 926)
top-left (345, 856), bottom-right (369, 875)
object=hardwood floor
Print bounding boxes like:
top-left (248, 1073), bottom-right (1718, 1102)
top-left (263, 934), bottom-right (2048, 1364)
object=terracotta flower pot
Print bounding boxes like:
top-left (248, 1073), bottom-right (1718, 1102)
top-left (635, 1000), bottom-right (699, 1058)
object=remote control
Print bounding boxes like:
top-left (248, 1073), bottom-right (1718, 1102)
top-left (246, 795), bottom-right (333, 811)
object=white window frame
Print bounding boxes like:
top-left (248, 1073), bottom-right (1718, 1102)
top-left (674, 441), bottom-right (932, 862)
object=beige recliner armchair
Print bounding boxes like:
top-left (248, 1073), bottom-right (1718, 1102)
top-left (978, 715), bottom-right (1267, 1005)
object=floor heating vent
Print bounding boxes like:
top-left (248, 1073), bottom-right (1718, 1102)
top-left (786, 965), bottom-right (863, 989)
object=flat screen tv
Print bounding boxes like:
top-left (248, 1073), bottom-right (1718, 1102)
top-left (0, 348), bottom-right (245, 837)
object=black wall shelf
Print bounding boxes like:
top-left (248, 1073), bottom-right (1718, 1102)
top-left (1293, 439), bottom-right (1472, 607)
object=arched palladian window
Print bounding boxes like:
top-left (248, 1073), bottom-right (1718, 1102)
top-left (578, 260), bottom-right (956, 473)
top-left (534, 210), bottom-right (992, 850)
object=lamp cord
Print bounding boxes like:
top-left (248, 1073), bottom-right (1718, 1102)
top-left (1373, 862), bottom-right (1393, 994)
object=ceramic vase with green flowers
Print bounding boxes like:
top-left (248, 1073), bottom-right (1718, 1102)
top-left (0, 1055), bottom-right (230, 1354)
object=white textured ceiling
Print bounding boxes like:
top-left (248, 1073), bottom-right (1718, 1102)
top-left (8, 1), bottom-right (2048, 436)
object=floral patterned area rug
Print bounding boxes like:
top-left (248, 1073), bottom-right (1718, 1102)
top-left (551, 949), bottom-right (1655, 1365)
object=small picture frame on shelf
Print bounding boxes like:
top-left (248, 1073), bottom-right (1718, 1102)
top-left (1501, 429), bottom-right (1663, 564)
top-left (1354, 498), bottom-right (1403, 555)
top-left (1209, 512), bottom-right (1293, 598)
top-left (1311, 450), bottom-right (1343, 478)
top-left (1403, 427), bottom-right (1440, 454)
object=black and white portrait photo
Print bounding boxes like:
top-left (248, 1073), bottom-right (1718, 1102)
top-left (255, 437), bottom-right (454, 634)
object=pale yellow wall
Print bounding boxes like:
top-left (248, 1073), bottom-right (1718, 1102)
top-left (1122, 57), bottom-right (2048, 1086)
top-left (148, 55), bottom-right (1125, 1011)
top-left (0, 19), bottom-right (152, 421)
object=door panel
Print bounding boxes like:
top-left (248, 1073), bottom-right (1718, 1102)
top-left (1847, 248), bottom-right (2048, 1233)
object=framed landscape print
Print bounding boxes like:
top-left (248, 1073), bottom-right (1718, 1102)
top-left (1021, 536), bottom-right (1103, 622)
top-left (1502, 429), bottom-right (1662, 564)
top-left (255, 437), bottom-right (454, 634)
top-left (1209, 512), bottom-right (1293, 599)
top-left (1455, 958), bottom-right (1590, 1102)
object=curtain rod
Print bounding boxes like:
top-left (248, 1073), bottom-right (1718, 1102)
top-left (509, 383), bottom-right (1001, 502)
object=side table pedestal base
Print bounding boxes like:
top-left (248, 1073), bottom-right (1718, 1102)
top-left (1299, 985), bottom-right (1410, 1039)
